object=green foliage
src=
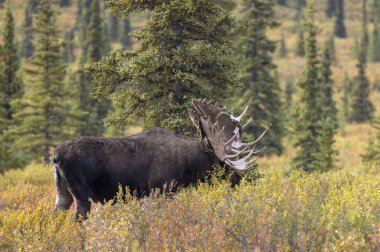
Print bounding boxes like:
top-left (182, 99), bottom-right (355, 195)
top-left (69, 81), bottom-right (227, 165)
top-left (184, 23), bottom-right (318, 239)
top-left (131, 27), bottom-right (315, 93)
top-left (341, 73), bottom-right (351, 124)
top-left (292, 1), bottom-right (337, 173)
top-left (86, 0), bottom-right (103, 63)
top-left (326, 35), bottom-right (336, 63)
top-left (315, 119), bottom-right (337, 172)
top-left (319, 41), bottom-right (338, 129)
top-left (234, 0), bottom-right (284, 155)
top-left (0, 7), bottom-right (24, 172)
top-left (21, 3), bottom-right (34, 59)
top-left (78, 0), bottom-right (92, 59)
top-left (0, 164), bottom-right (379, 251)
top-left (9, 0), bottom-right (81, 164)
top-left (334, 0), bottom-right (347, 38)
top-left (78, 0), bottom-right (110, 137)
top-left (292, 2), bottom-right (322, 172)
top-left (295, 26), bottom-right (305, 57)
top-left (350, 41), bottom-right (374, 122)
top-left (86, 0), bottom-right (238, 133)
top-left (361, 0), bottom-right (369, 49)
top-left (362, 117), bottom-right (380, 168)
top-left (313, 42), bottom-right (338, 172)
top-left (0, 6), bottom-right (22, 122)
top-left (369, 13), bottom-right (380, 62)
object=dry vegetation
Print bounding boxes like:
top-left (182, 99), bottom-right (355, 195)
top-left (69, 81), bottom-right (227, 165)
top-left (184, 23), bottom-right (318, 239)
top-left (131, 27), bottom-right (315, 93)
top-left (0, 124), bottom-right (379, 251)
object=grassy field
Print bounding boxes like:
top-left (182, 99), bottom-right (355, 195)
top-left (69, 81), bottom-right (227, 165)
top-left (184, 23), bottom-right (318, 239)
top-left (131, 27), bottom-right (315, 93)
top-left (0, 124), bottom-right (379, 251)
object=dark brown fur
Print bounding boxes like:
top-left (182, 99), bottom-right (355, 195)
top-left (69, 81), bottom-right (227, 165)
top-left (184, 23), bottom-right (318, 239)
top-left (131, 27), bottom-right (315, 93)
top-left (53, 128), bottom-right (240, 219)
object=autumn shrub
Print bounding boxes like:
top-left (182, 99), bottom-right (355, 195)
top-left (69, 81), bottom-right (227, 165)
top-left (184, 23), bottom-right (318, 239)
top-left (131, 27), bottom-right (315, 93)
top-left (0, 185), bottom-right (81, 251)
top-left (1, 165), bottom-right (379, 251)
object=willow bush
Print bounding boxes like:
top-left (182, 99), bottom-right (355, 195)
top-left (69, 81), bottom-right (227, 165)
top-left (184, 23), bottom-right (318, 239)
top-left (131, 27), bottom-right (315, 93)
top-left (0, 163), bottom-right (379, 251)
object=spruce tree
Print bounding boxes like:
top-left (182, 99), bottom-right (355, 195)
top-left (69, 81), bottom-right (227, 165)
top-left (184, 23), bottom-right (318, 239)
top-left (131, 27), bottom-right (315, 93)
top-left (234, 0), bottom-right (284, 155)
top-left (102, 11), bottom-right (112, 56)
top-left (21, 4), bottom-right (35, 59)
top-left (285, 79), bottom-right (294, 109)
top-left (10, 0), bottom-right (80, 164)
top-left (369, 5), bottom-right (380, 62)
top-left (361, 0), bottom-right (369, 49)
top-left (87, 0), bottom-right (237, 133)
top-left (350, 41), bottom-right (374, 122)
top-left (110, 15), bottom-right (119, 42)
top-left (0, 7), bottom-right (23, 172)
top-left (319, 41), bottom-right (338, 128)
top-left (283, 78), bottom-right (295, 125)
top-left (341, 73), bottom-right (351, 124)
top-left (295, 27), bottom-right (305, 56)
top-left (62, 30), bottom-right (75, 63)
top-left (349, 1), bottom-right (374, 123)
top-left (371, 0), bottom-right (380, 21)
top-left (79, 0), bottom-right (92, 61)
top-left (292, 1), bottom-right (322, 172)
top-left (315, 118), bottom-right (337, 171)
top-left (0, 6), bottom-right (22, 122)
top-left (87, 0), bottom-right (103, 63)
top-left (78, 0), bottom-right (109, 137)
top-left (121, 17), bottom-right (132, 50)
top-left (59, 0), bottom-right (71, 7)
top-left (327, 35), bottom-right (336, 63)
top-left (326, 0), bottom-right (336, 18)
top-left (315, 42), bottom-right (338, 171)
top-left (75, 0), bottom-right (83, 30)
top-left (362, 117), bottom-right (380, 168)
top-left (334, 0), bottom-right (347, 38)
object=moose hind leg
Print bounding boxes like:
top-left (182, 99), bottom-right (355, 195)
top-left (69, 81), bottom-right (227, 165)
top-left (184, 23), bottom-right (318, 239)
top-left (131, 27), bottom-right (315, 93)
top-left (54, 167), bottom-right (74, 212)
top-left (74, 195), bottom-right (91, 220)
top-left (66, 178), bottom-right (92, 220)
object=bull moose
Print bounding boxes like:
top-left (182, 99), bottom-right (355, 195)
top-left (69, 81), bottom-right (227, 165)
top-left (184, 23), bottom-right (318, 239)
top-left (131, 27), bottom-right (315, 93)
top-left (53, 99), bottom-right (265, 219)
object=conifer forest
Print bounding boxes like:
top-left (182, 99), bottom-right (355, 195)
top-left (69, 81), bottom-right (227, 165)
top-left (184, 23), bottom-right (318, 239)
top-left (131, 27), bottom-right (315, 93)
top-left (0, 0), bottom-right (380, 250)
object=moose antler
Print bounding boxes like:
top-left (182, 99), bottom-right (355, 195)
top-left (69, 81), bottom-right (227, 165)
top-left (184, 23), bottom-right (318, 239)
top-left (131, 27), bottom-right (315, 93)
top-left (196, 101), bottom-right (266, 171)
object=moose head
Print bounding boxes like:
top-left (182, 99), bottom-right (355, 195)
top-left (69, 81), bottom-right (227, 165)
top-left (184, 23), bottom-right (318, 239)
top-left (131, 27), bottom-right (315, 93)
top-left (189, 99), bottom-right (266, 171)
